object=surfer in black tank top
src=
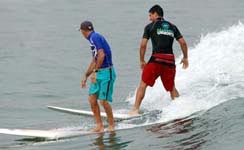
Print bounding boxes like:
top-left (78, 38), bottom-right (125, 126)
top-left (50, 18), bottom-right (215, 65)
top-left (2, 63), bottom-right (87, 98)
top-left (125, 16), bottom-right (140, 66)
top-left (129, 5), bottom-right (189, 116)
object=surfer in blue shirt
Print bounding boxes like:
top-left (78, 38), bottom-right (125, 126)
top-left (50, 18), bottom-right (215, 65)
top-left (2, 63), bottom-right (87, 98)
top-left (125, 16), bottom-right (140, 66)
top-left (79, 21), bottom-right (116, 132)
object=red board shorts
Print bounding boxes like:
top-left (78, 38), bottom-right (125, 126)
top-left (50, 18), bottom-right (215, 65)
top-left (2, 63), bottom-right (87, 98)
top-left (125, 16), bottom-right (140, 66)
top-left (142, 62), bottom-right (176, 91)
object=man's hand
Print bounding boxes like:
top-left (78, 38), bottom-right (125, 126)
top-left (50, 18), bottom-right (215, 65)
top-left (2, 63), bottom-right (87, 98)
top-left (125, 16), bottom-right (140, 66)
top-left (81, 76), bottom-right (87, 88)
top-left (177, 38), bottom-right (188, 69)
top-left (140, 60), bottom-right (147, 70)
top-left (180, 58), bottom-right (189, 69)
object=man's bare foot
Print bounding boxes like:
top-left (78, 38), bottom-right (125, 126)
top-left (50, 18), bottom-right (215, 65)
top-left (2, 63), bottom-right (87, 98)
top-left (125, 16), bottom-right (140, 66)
top-left (90, 127), bottom-right (104, 132)
top-left (171, 94), bottom-right (179, 100)
top-left (106, 126), bottom-right (115, 132)
top-left (128, 109), bottom-right (139, 116)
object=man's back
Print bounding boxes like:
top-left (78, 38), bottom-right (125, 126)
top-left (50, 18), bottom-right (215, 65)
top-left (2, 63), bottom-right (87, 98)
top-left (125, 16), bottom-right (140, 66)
top-left (143, 18), bottom-right (182, 54)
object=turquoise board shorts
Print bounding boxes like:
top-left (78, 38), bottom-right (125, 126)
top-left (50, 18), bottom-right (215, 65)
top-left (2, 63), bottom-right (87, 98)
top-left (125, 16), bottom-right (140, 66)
top-left (89, 67), bottom-right (116, 102)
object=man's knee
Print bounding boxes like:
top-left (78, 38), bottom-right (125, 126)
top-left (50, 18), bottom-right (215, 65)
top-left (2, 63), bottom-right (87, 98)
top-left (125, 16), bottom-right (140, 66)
top-left (89, 95), bottom-right (98, 106)
top-left (99, 100), bottom-right (109, 107)
top-left (100, 100), bottom-right (107, 106)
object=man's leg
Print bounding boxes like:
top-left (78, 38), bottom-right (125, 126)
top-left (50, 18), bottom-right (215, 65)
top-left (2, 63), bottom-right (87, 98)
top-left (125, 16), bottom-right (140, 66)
top-left (128, 80), bottom-right (148, 115)
top-left (161, 65), bottom-right (179, 100)
top-left (100, 100), bottom-right (114, 131)
top-left (89, 94), bottom-right (104, 132)
top-left (170, 85), bottom-right (180, 100)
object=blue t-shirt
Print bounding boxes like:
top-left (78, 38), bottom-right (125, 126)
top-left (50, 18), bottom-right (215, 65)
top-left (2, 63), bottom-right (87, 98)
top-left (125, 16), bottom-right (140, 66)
top-left (87, 31), bottom-right (113, 68)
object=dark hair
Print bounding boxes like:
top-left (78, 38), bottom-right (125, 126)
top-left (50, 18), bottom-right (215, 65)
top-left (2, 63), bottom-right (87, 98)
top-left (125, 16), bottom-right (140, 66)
top-left (80, 21), bottom-right (94, 31)
top-left (149, 4), bottom-right (164, 17)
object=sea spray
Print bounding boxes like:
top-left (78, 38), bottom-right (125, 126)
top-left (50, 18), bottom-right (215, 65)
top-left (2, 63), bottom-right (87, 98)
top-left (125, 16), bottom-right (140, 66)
top-left (126, 22), bottom-right (244, 123)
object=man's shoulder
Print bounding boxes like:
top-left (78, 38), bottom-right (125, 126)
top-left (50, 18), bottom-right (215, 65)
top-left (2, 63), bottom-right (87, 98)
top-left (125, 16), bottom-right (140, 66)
top-left (163, 20), bottom-right (177, 28)
top-left (91, 32), bottom-right (101, 38)
top-left (144, 20), bottom-right (177, 29)
top-left (144, 21), bottom-right (155, 29)
top-left (90, 32), bottom-right (103, 41)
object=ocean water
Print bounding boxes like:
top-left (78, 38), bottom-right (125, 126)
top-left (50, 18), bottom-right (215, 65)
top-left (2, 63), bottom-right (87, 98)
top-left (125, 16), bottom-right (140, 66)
top-left (0, 0), bottom-right (244, 150)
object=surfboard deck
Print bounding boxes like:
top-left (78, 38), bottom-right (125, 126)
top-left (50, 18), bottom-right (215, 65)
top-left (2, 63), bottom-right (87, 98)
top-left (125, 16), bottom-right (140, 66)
top-left (0, 108), bottom-right (162, 140)
top-left (47, 105), bottom-right (142, 121)
top-left (0, 128), bottom-right (93, 140)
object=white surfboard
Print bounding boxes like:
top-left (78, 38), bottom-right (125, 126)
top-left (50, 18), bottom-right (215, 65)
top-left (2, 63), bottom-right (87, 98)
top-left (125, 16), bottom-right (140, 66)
top-left (0, 128), bottom-right (92, 140)
top-left (47, 106), bottom-right (142, 121)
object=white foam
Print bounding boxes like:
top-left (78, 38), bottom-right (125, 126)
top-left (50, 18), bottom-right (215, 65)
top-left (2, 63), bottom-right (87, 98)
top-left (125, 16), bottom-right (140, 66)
top-left (126, 22), bottom-right (244, 123)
